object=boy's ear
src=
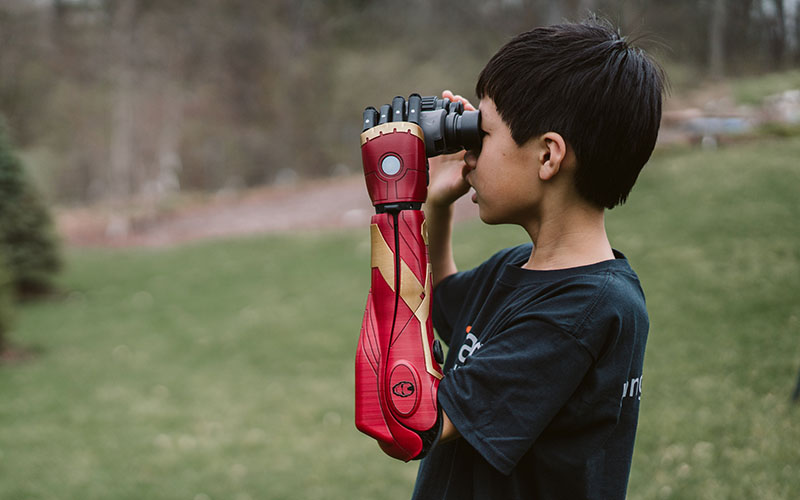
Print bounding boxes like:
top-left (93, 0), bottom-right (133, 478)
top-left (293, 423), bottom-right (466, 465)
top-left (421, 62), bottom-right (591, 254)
top-left (537, 132), bottom-right (568, 181)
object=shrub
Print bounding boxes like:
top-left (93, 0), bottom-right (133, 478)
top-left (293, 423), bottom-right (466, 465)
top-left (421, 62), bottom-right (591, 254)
top-left (0, 250), bottom-right (13, 353)
top-left (0, 118), bottom-right (61, 296)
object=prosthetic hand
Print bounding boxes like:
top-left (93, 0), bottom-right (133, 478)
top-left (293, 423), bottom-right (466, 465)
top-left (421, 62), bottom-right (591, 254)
top-left (355, 94), bottom-right (481, 461)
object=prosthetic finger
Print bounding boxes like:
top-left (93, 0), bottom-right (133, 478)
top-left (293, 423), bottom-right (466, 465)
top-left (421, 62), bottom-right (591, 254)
top-left (407, 94), bottom-right (422, 125)
top-left (363, 107), bottom-right (378, 132)
top-left (391, 96), bottom-right (406, 122)
top-left (378, 104), bottom-right (391, 125)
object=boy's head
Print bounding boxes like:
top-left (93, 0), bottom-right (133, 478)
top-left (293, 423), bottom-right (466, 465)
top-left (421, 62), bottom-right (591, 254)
top-left (475, 19), bottom-right (665, 209)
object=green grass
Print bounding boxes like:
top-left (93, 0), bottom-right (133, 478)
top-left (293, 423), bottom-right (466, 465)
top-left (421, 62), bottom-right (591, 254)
top-left (621, 140), bottom-right (800, 499)
top-left (2, 137), bottom-right (800, 499)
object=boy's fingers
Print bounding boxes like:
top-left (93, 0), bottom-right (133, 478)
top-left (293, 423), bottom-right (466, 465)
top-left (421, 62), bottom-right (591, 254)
top-left (428, 150), bottom-right (465, 173)
top-left (464, 150), bottom-right (478, 166)
top-left (455, 95), bottom-right (477, 111)
top-left (443, 90), bottom-right (476, 111)
top-left (461, 153), bottom-right (477, 179)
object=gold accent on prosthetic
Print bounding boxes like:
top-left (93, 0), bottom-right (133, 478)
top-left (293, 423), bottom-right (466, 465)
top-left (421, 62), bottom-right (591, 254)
top-left (415, 264), bottom-right (443, 380)
top-left (369, 224), bottom-right (443, 381)
top-left (399, 260), bottom-right (424, 312)
top-left (370, 224), bottom-right (395, 289)
top-left (360, 122), bottom-right (424, 147)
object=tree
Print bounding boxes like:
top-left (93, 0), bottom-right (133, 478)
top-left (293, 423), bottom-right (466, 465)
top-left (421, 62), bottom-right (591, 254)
top-left (0, 249), bottom-right (13, 355)
top-left (709, 0), bottom-right (726, 78)
top-left (766, 0), bottom-right (788, 68)
top-left (0, 118), bottom-right (61, 296)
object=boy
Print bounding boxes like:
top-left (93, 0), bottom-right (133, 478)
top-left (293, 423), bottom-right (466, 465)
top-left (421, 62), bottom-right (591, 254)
top-left (412, 20), bottom-right (664, 499)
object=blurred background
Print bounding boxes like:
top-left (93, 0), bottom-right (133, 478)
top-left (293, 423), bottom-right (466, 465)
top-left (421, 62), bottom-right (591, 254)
top-left (0, 1), bottom-right (799, 499)
top-left (0, 0), bottom-right (796, 208)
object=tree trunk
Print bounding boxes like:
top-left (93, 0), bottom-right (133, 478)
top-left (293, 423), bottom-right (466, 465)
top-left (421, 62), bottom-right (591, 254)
top-left (155, 81), bottom-right (184, 198)
top-left (795, 1), bottom-right (800, 64)
top-left (768, 0), bottom-right (787, 68)
top-left (709, 0), bottom-right (726, 79)
top-left (107, 0), bottom-right (138, 237)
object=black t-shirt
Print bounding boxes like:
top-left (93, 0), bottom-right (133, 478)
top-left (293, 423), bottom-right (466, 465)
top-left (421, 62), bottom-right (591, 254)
top-left (412, 244), bottom-right (649, 500)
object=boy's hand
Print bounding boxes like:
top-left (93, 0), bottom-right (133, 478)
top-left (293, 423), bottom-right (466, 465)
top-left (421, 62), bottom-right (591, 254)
top-left (426, 91), bottom-right (478, 208)
top-left (442, 89), bottom-right (476, 112)
top-left (427, 150), bottom-right (474, 207)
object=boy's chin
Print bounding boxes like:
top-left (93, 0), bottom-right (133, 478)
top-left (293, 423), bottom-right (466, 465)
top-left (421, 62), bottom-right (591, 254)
top-left (477, 207), bottom-right (506, 226)
top-left (477, 204), bottom-right (527, 226)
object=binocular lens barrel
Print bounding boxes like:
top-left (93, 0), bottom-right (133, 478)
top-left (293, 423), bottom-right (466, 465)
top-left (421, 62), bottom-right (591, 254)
top-left (452, 110), bottom-right (482, 152)
top-left (419, 97), bottom-right (482, 157)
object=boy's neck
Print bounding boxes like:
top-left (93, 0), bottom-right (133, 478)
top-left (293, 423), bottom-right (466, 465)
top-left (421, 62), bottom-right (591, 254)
top-left (521, 202), bottom-right (614, 271)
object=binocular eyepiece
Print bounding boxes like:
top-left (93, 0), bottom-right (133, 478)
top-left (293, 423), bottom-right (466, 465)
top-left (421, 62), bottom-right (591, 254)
top-left (362, 94), bottom-right (482, 157)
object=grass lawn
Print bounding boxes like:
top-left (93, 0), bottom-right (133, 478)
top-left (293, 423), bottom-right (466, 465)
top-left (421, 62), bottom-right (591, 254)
top-left (2, 136), bottom-right (799, 499)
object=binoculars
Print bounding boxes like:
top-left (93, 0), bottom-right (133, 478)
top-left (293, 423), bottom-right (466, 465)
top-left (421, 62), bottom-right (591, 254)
top-left (362, 94), bottom-right (482, 157)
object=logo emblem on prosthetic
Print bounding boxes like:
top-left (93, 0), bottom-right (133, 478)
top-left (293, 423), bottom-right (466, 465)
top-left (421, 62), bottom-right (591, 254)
top-left (392, 381), bottom-right (415, 398)
top-left (389, 363), bottom-right (421, 416)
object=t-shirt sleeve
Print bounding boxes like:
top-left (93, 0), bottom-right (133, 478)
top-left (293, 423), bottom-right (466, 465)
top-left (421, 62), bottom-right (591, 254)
top-left (432, 245), bottom-right (532, 346)
top-left (432, 268), bottom-right (479, 346)
top-left (438, 316), bottom-right (594, 475)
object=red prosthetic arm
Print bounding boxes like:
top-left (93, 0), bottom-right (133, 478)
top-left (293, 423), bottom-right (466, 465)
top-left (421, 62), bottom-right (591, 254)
top-left (355, 99), bottom-right (445, 461)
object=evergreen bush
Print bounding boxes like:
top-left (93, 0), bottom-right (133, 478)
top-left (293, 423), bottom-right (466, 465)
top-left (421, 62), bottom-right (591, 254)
top-left (0, 118), bottom-right (61, 296)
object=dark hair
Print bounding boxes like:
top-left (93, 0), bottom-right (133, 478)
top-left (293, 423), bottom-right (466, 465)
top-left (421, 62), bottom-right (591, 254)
top-left (476, 19), bottom-right (666, 209)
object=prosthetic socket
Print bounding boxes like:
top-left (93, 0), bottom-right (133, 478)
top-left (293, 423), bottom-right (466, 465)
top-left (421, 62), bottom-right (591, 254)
top-left (355, 95), bottom-right (481, 461)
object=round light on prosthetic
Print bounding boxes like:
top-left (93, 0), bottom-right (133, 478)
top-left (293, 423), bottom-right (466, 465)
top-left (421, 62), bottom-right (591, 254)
top-left (380, 154), bottom-right (402, 176)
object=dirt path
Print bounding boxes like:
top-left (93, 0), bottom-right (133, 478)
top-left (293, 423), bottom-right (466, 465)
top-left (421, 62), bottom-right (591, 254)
top-left (56, 175), bottom-right (479, 248)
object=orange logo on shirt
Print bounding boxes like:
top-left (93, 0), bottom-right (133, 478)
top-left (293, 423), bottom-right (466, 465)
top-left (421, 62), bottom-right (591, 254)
top-left (458, 325), bottom-right (482, 363)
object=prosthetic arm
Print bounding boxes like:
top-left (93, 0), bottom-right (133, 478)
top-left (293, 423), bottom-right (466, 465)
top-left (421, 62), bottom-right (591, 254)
top-left (355, 95), bottom-right (444, 461)
top-left (355, 95), bottom-right (481, 461)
